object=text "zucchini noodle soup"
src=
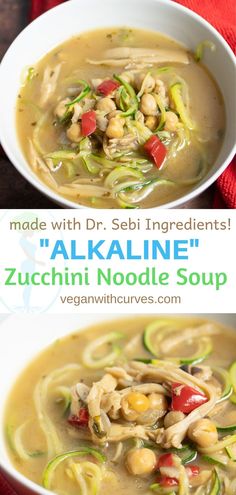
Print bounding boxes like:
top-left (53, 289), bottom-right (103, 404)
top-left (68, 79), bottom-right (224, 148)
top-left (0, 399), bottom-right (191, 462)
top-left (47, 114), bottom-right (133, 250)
top-left (5, 317), bottom-right (236, 494)
top-left (17, 28), bottom-right (225, 208)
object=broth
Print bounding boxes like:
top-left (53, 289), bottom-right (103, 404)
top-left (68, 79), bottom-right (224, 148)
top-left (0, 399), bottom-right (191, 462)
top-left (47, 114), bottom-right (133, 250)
top-left (4, 317), bottom-right (236, 494)
top-left (16, 27), bottom-right (225, 208)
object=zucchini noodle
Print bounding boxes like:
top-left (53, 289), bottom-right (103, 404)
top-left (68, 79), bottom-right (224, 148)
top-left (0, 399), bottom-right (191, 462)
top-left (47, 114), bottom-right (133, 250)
top-left (82, 332), bottom-right (124, 369)
top-left (212, 367), bottom-right (233, 403)
top-left (195, 41), bottom-right (216, 62)
top-left (198, 434), bottom-right (236, 455)
top-left (42, 448), bottom-right (106, 490)
top-left (58, 184), bottom-right (111, 198)
top-left (13, 422), bottom-right (33, 461)
top-left (55, 386), bottom-right (72, 414)
top-left (169, 83), bottom-right (195, 130)
top-left (178, 464), bottom-right (189, 495)
top-left (168, 126), bottom-right (190, 158)
top-left (105, 166), bottom-right (144, 189)
top-left (67, 463), bottom-right (88, 495)
top-left (34, 364), bottom-right (81, 458)
top-left (32, 111), bottom-right (51, 156)
top-left (154, 94), bottom-right (166, 131)
top-left (137, 71), bottom-right (152, 98)
top-left (111, 442), bottom-right (123, 462)
top-left (117, 178), bottom-right (176, 206)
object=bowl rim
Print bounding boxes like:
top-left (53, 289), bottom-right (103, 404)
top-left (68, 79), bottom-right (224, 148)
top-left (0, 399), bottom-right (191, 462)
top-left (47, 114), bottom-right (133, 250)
top-left (0, 0), bottom-right (235, 209)
top-left (0, 312), bottom-right (235, 494)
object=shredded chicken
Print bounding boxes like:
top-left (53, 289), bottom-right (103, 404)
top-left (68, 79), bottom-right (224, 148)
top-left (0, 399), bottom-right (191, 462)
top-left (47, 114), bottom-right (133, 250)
top-left (104, 134), bottom-right (139, 157)
top-left (71, 103), bottom-right (83, 123)
top-left (96, 111), bottom-right (109, 132)
top-left (160, 323), bottom-right (219, 354)
top-left (127, 361), bottom-right (217, 448)
top-left (87, 373), bottom-right (117, 419)
top-left (28, 140), bottom-right (49, 173)
top-left (87, 47), bottom-right (189, 67)
top-left (103, 423), bottom-right (149, 442)
top-left (101, 391), bottom-right (122, 420)
top-left (119, 383), bottom-right (168, 398)
top-left (40, 64), bottom-right (62, 107)
top-left (70, 359), bottom-right (218, 448)
top-left (105, 366), bottom-right (134, 383)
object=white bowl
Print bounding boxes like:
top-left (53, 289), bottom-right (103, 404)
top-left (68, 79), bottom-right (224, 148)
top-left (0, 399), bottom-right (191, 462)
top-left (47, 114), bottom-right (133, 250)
top-left (0, 0), bottom-right (235, 209)
top-left (0, 313), bottom-right (235, 495)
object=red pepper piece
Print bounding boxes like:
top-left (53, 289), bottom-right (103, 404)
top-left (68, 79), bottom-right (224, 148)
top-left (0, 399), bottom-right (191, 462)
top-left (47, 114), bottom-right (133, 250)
top-left (68, 408), bottom-right (89, 428)
top-left (186, 465), bottom-right (200, 477)
top-left (81, 110), bottom-right (97, 136)
top-left (97, 79), bottom-right (120, 96)
top-left (171, 382), bottom-right (208, 413)
top-left (158, 453), bottom-right (175, 468)
top-left (159, 476), bottom-right (179, 487)
top-left (143, 135), bottom-right (167, 168)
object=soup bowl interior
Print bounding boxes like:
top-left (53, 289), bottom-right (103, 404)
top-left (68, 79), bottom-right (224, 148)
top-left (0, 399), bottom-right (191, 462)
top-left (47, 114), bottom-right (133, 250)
top-left (0, 313), bottom-right (235, 495)
top-left (0, 0), bottom-right (235, 208)
top-left (0, 314), bottom-right (115, 495)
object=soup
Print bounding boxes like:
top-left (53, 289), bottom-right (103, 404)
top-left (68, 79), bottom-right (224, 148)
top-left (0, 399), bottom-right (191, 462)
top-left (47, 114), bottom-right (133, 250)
top-left (17, 27), bottom-right (225, 208)
top-left (4, 317), bottom-right (236, 494)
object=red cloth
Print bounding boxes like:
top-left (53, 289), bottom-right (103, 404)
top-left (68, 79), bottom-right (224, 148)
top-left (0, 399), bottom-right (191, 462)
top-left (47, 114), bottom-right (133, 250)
top-left (0, 474), bottom-right (18, 495)
top-left (174, 0), bottom-right (236, 208)
top-left (29, 0), bottom-right (65, 20)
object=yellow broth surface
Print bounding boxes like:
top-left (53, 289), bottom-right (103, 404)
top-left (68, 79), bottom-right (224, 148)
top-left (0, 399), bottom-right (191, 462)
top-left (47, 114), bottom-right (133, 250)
top-left (16, 28), bottom-right (225, 208)
top-left (4, 317), bottom-right (236, 494)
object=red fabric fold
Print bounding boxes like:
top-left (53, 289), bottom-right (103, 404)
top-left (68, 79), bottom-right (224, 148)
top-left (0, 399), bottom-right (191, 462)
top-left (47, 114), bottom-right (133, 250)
top-left (29, 0), bottom-right (65, 21)
top-left (0, 473), bottom-right (18, 495)
top-left (174, 0), bottom-right (236, 208)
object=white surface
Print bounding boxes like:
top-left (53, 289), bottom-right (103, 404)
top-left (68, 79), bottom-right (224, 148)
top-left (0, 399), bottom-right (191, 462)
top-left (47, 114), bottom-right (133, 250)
top-left (0, 313), bottom-right (235, 494)
top-left (0, 0), bottom-right (235, 209)
top-left (0, 209), bottom-right (235, 314)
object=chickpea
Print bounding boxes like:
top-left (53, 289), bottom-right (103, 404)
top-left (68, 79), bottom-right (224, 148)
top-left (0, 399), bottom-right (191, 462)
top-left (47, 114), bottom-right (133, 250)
top-left (164, 111), bottom-right (179, 132)
top-left (96, 97), bottom-right (116, 114)
top-left (188, 419), bottom-right (218, 448)
top-left (126, 448), bottom-right (156, 476)
top-left (121, 393), bottom-right (150, 422)
top-left (127, 392), bottom-right (150, 413)
top-left (145, 115), bottom-right (158, 131)
top-left (148, 393), bottom-right (168, 417)
top-left (140, 94), bottom-right (157, 116)
top-left (106, 118), bottom-right (124, 139)
top-left (164, 411), bottom-right (186, 429)
top-left (121, 396), bottom-right (138, 421)
top-left (54, 98), bottom-right (71, 118)
top-left (121, 408), bottom-right (138, 422)
top-left (66, 123), bottom-right (82, 143)
top-left (136, 409), bottom-right (161, 426)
